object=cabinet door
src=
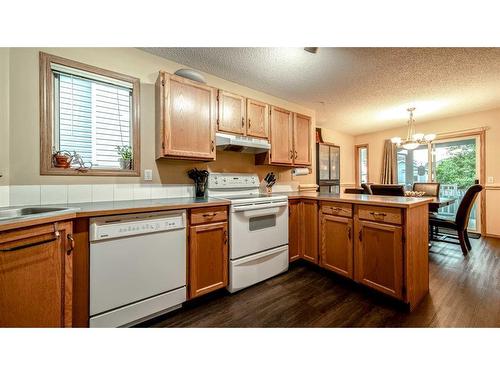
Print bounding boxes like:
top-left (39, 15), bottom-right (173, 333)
top-left (162, 73), bottom-right (216, 160)
top-left (320, 214), bottom-right (353, 278)
top-left (0, 222), bottom-right (73, 327)
top-left (293, 113), bottom-right (312, 166)
top-left (354, 220), bottom-right (403, 299)
top-left (269, 106), bottom-right (293, 165)
top-left (246, 99), bottom-right (269, 139)
top-left (288, 200), bottom-right (301, 262)
top-left (301, 200), bottom-right (319, 264)
top-left (217, 90), bottom-right (246, 135)
top-left (189, 222), bottom-right (228, 299)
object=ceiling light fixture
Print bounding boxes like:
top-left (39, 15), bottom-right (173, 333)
top-left (391, 107), bottom-right (436, 150)
top-left (304, 47), bottom-right (319, 54)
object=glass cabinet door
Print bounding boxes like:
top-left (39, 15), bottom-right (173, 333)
top-left (330, 146), bottom-right (340, 180)
top-left (319, 144), bottom-right (330, 180)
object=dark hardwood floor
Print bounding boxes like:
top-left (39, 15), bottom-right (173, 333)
top-left (141, 237), bottom-right (500, 328)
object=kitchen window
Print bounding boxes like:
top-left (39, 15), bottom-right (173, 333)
top-left (40, 52), bottom-right (140, 176)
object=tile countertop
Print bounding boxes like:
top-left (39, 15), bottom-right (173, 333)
top-left (278, 191), bottom-right (434, 208)
top-left (0, 197), bottom-right (230, 231)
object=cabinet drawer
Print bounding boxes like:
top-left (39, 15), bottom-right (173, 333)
top-left (358, 205), bottom-right (402, 225)
top-left (321, 202), bottom-right (352, 218)
top-left (190, 206), bottom-right (228, 225)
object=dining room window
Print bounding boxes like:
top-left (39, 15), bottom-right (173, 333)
top-left (39, 52), bottom-right (141, 176)
top-left (355, 144), bottom-right (369, 185)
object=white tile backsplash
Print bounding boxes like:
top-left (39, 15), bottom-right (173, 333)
top-left (67, 185), bottom-right (92, 203)
top-left (133, 184), bottom-right (152, 200)
top-left (10, 185), bottom-right (41, 206)
top-left (41, 185), bottom-right (68, 205)
top-left (114, 184), bottom-right (134, 201)
top-left (3, 183), bottom-right (195, 207)
top-left (151, 184), bottom-right (169, 199)
top-left (91, 184), bottom-right (114, 202)
top-left (167, 185), bottom-right (195, 198)
top-left (0, 186), bottom-right (9, 208)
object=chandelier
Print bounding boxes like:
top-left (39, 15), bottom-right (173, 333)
top-left (391, 107), bottom-right (436, 150)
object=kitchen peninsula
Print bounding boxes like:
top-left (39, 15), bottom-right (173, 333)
top-left (286, 192), bottom-right (433, 311)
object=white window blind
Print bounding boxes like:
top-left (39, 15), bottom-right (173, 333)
top-left (53, 64), bottom-right (133, 169)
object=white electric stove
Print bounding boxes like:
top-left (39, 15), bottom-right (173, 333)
top-left (207, 173), bottom-right (289, 293)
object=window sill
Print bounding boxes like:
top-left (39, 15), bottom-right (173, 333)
top-left (40, 166), bottom-right (140, 177)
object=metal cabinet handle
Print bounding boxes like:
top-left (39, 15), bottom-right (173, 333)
top-left (223, 230), bottom-right (228, 244)
top-left (211, 140), bottom-right (215, 152)
top-left (242, 117), bottom-right (245, 128)
top-left (248, 118), bottom-right (251, 128)
top-left (289, 150), bottom-right (294, 159)
top-left (347, 226), bottom-right (352, 240)
top-left (294, 150), bottom-right (298, 159)
top-left (67, 234), bottom-right (75, 254)
top-left (1, 231), bottom-right (60, 252)
top-left (202, 213), bottom-right (217, 217)
top-left (358, 230), bottom-right (362, 242)
top-left (370, 211), bottom-right (387, 218)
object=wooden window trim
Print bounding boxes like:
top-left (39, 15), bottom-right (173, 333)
top-left (355, 144), bottom-right (369, 186)
top-left (39, 52), bottom-right (141, 177)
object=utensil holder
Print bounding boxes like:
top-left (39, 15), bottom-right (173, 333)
top-left (195, 180), bottom-right (208, 198)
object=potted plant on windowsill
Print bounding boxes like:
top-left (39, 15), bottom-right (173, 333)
top-left (116, 146), bottom-right (132, 170)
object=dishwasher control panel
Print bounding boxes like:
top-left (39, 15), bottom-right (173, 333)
top-left (90, 211), bottom-right (186, 241)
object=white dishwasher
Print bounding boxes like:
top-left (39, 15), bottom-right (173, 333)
top-left (89, 210), bottom-right (186, 328)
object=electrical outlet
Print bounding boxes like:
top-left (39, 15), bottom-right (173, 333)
top-left (144, 169), bottom-right (153, 181)
top-left (487, 176), bottom-right (494, 184)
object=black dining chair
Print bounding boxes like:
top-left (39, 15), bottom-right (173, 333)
top-left (413, 182), bottom-right (441, 213)
top-left (370, 184), bottom-right (405, 196)
top-left (429, 184), bottom-right (483, 256)
top-left (361, 183), bottom-right (373, 195)
top-left (344, 187), bottom-right (364, 194)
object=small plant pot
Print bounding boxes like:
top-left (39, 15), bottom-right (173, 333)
top-left (120, 159), bottom-right (132, 170)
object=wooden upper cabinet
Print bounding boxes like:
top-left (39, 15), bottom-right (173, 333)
top-left (320, 214), bottom-right (353, 278)
top-left (354, 219), bottom-right (404, 299)
top-left (156, 72), bottom-right (216, 160)
top-left (269, 106), bottom-right (294, 165)
top-left (0, 222), bottom-right (73, 327)
top-left (246, 99), bottom-right (269, 139)
top-left (293, 113), bottom-right (312, 166)
top-left (288, 200), bottom-right (301, 262)
top-left (217, 90), bottom-right (246, 135)
top-left (301, 200), bottom-right (319, 264)
top-left (189, 221), bottom-right (228, 299)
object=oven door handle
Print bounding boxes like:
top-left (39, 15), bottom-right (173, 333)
top-left (232, 201), bottom-right (288, 213)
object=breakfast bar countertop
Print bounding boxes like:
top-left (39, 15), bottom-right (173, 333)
top-left (278, 191), bottom-right (434, 208)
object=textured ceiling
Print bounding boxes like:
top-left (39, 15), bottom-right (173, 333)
top-left (140, 48), bottom-right (500, 135)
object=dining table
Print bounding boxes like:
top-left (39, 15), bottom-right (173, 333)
top-left (428, 196), bottom-right (456, 212)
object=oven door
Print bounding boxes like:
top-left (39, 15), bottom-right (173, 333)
top-left (230, 200), bottom-right (288, 260)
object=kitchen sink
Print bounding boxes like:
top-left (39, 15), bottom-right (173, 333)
top-left (0, 207), bottom-right (69, 221)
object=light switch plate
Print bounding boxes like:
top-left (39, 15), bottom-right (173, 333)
top-left (144, 169), bottom-right (153, 181)
top-left (487, 176), bottom-right (494, 184)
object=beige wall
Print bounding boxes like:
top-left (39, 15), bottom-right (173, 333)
top-left (0, 49), bottom-right (9, 185)
top-left (319, 127), bottom-right (355, 186)
top-left (354, 107), bottom-right (500, 236)
top-left (6, 47), bottom-right (345, 187)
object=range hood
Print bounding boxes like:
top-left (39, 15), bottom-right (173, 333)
top-left (215, 133), bottom-right (271, 154)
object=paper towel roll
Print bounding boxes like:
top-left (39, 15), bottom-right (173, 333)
top-left (292, 167), bottom-right (310, 176)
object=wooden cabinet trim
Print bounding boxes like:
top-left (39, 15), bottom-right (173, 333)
top-left (188, 221), bottom-right (228, 299)
top-left (358, 205), bottom-right (402, 225)
top-left (354, 219), bottom-right (404, 299)
top-left (320, 214), bottom-right (354, 278)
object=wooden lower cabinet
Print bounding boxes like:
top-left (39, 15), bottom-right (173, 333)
top-left (0, 222), bottom-right (73, 327)
top-left (188, 221), bottom-right (228, 299)
top-left (288, 200), bottom-right (301, 262)
top-left (301, 200), bottom-right (318, 264)
top-left (354, 219), bottom-right (404, 299)
top-left (320, 214), bottom-right (353, 278)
